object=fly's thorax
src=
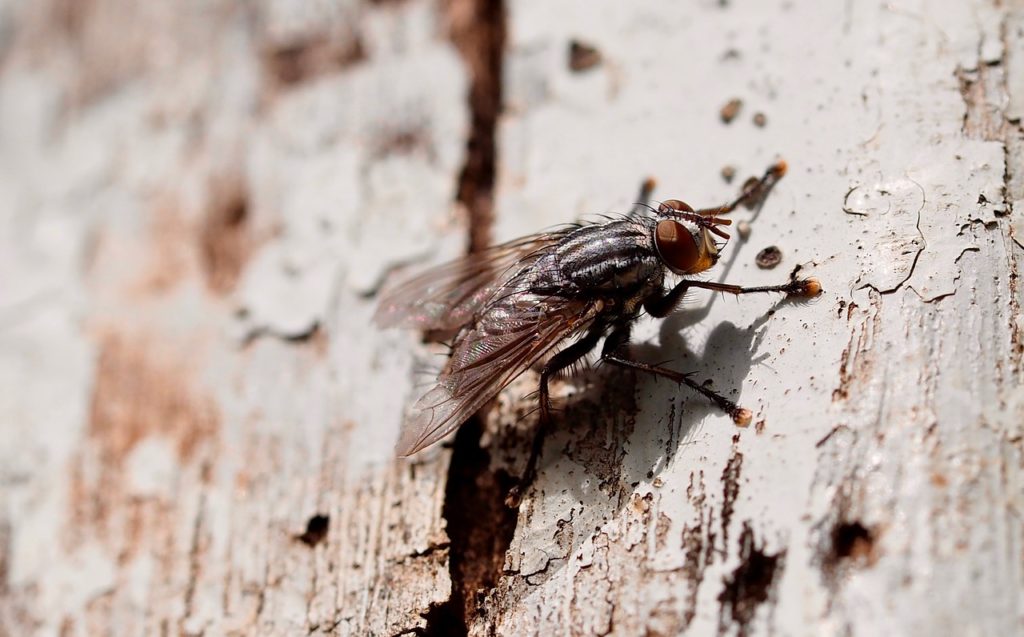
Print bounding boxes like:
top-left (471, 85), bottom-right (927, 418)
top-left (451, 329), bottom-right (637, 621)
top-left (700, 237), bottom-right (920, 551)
top-left (554, 220), bottom-right (663, 291)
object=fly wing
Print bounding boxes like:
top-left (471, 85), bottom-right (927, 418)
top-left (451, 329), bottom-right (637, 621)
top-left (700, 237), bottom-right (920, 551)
top-left (395, 290), bottom-right (600, 456)
top-left (374, 231), bottom-right (569, 331)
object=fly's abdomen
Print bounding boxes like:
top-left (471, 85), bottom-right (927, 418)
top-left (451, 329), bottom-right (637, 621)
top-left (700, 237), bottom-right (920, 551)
top-left (555, 221), bottom-right (661, 291)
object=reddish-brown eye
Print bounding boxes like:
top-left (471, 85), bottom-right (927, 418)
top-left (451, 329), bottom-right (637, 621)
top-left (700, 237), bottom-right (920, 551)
top-left (655, 219), bottom-right (700, 273)
top-left (657, 199), bottom-right (695, 214)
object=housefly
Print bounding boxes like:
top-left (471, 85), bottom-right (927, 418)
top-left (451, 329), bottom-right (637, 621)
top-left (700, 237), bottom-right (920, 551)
top-left (375, 161), bottom-right (820, 504)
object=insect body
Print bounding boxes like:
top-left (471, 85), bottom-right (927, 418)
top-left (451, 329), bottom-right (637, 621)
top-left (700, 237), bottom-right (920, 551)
top-left (375, 161), bottom-right (819, 502)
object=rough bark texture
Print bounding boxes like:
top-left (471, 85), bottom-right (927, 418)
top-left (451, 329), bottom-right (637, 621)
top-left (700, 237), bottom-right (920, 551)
top-left (1, 1), bottom-right (1022, 636)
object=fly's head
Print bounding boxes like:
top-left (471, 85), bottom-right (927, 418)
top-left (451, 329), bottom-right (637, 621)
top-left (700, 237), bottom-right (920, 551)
top-left (652, 199), bottom-right (733, 275)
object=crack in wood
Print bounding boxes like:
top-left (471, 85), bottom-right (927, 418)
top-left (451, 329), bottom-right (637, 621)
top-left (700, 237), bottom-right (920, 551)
top-left (957, 13), bottom-right (1024, 372)
top-left (444, 0), bottom-right (506, 252)
top-left (420, 1), bottom-right (512, 634)
top-left (424, 418), bottom-right (516, 637)
top-left (816, 486), bottom-right (881, 594)
top-left (181, 493), bottom-right (208, 632)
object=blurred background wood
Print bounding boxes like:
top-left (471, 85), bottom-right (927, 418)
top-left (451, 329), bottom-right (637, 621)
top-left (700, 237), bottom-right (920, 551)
top-left (1, 1), bottom-right (1021, 636)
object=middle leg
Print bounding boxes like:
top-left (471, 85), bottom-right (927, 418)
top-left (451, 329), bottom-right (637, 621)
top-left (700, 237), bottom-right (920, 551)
top-left (600, 322), bottom-right (752, 426)
top-left (506, 324), bottom-right (606, 507)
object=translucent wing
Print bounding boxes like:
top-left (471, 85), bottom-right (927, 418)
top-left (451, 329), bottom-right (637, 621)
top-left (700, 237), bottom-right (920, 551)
top-left (395, 287), bottom-right (601, 456)
top-left (374, 231), bottom-right (570, 331)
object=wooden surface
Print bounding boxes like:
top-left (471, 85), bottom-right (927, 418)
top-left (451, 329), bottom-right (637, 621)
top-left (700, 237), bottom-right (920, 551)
top-left (1, 1), bottom-right (1022, 636)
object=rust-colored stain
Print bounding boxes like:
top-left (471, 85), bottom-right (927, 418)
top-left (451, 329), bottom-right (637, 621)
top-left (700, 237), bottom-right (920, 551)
top-left (680, 470), bottom-right (716, 630)
top-left (832, 292), bottom-right (880, 402)
top-left (133, 200), bottom-right (193, 295)
top-left (46, 0), bottom-right (144, 106)
top-left (68, 332), bottom-right (219, 560)
top-left (88, 334), bottom-right (218, 463)
top-left (826, 520), bottom-right (880, 571)
top-left (369, 124), bottom-right (433, 162)
top-left (817, 488), bottom-right (882, 593)
top-left (262, 32), bottom-right (366, 91)
top-left (717, 522), bottom-right (785, 637)
top-left (567, 39), bottom-right (602, 73)
top-left (199, 175), bottom-right (251, 295)
top-left (20, 1), bottom-right (231, 110)
top-left (720, 448), bottom-right (744, 547)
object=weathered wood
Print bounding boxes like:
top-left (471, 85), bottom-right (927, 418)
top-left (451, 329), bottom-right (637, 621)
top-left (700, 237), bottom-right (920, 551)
top-left (1, 1), bottom-right (1022, 636)
top-left (1, 1), bottom-right (465, 635)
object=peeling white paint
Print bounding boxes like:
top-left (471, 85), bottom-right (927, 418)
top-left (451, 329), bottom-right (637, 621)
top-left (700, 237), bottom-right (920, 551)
top-left (482, 0), bottom-right (1024, 635)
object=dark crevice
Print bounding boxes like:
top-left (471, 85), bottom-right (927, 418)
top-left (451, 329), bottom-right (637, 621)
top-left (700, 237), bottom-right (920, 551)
top-left (830, 521), bottom-right (875, 561)
top-left (817, 490), bottom-right (881, 593)
top-left (296, 514), bottom-right (330, 547)
top-left (568, 39), bottom-right (602, 73)
top-left (423, 417), bottom-right (517, 637)
top-left (422, 1), bottom-right (511, 635)
top-left (445, 0), bottom-right (506, 252)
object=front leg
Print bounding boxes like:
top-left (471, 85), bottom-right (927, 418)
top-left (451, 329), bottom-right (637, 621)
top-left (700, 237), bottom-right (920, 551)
top-left (686, 277), bottom-right (821, 298)
top-left (644, 275), bottom-right (821, 318)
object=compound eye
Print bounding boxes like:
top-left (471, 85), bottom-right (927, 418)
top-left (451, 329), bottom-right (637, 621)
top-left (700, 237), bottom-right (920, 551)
top-left (655, 219), bottom-right (700, 273)
top-left (657, 199), bottom-right (695, 214)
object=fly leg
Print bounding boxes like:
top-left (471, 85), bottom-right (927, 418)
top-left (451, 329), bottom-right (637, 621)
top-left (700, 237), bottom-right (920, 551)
top-left (600, 323), bottom-right (752, 425)
top-left (603, 355), bottom-right (752, 425)
top-left (643, 275), bottom-right (820, 319)
top-left (681, 277), bottom-right (821, 298)
top-left (694, 160), bottom-right (787, 217)
top-left (506, 326), bottom-right (605, 507)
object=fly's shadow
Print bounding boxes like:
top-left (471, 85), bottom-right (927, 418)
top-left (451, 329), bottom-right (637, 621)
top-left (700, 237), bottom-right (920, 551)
top-left (478, 291), bottom-right (807, 592)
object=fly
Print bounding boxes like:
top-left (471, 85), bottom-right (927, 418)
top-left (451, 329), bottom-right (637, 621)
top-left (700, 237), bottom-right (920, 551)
top-left (375, 161), bottom-right (820, 505)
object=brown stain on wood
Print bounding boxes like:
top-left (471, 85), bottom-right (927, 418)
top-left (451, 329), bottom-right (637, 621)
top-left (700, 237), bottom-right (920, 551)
top-left (200, 174), bottom-right (251, 295)
top-left (816, 485), bottom-right (883, 594)
top-left (87, 333), bottom-right (218, 463)
top-left (720, 447), bottom-right (743, 547)
top-left (681, 470), bottom-right (717, 629)
top-left (717, 522), bottom-right (785, 637)
top-left (46, 0), bottom-right (146, 106)
top-left (829, 521), bottom-right (879, 566)
top-left (261, 32), bottom-right (366, 91)
top-left (568, 40), bottom-right (602, 73)
top-left (68, 332), bottom-right (219, 565)
top-left (19, 0), bottom-right (232, 109)
top-left (133, 199), bottom-right (194, 295)
top-left (832, 290), bottom-right (881, 402)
